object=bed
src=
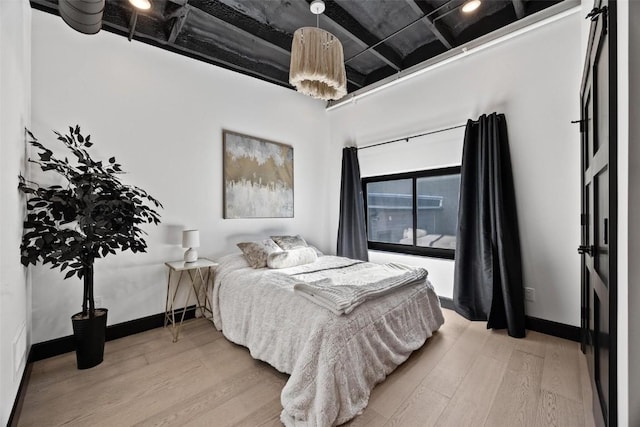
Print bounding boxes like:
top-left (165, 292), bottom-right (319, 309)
top-left (210, 250), bottom-right (444, 426)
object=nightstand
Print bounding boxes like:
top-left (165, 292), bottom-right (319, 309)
top-left (164, 258), bottom-right (218, 342)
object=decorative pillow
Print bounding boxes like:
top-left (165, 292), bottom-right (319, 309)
top-left (270, 234), bottom-right (308, 250)
top-left (237, 239), bottom-right (282, 269)
top-left (403, 228), bottom-right (428, 239)
top-left (267, 247), bottom-right (317, 269)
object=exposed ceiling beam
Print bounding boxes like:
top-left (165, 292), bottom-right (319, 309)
top-left (30, 0), bottom-right (293, 89)
top-left (184, 0), bottom-right (365, 88)
top-left (512, 0), bottom-right (526, 19)
top-left (408, 0), bottom-right (456, 49)
top-left (173, 32), bottom-right (291, 85)
top-left (188, 5), bottom-right (291, 60)
top-left (311, 0), bottom-right (403, 71)
top-left (167, 5), bottom-right (190, 43)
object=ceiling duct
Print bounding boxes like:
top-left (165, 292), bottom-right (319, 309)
top-left (58, 0), bottom-right (105, 35)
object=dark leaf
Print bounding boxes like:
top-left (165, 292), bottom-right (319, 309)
top-left (64, 270), bottom-right (75, 279)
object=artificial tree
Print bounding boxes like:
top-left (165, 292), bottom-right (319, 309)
top-left (19, 125), bottom-right (162, 368)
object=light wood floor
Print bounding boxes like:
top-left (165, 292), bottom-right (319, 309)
top-left (18, 309), bottom-right (595, 426)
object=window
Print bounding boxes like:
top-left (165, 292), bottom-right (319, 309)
top-left (363, 166), bottom-right (461, 259)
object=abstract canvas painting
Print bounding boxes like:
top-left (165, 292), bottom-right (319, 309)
top-left (223, 131), bottom-right (294, 218)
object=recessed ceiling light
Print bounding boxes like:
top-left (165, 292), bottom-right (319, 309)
top-left (462, 0), bottom-right (481, 13)
top-left (309, 0), bottom-right (326, 15)
top-left (129, 0), bottom-right (151, 10)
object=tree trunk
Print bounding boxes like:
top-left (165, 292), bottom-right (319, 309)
top-left (82, 263), bottom-right (95, 318)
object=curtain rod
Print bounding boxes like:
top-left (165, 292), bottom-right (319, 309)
top-left (357, 122), bottom-right (468, 151)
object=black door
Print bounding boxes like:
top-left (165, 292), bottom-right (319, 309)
top-left (579, 1), bottom-right (617, 426)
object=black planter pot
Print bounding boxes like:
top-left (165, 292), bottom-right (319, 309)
top-left (71, 308), bottom-right (108, 369)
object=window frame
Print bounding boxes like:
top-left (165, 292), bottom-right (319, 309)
top-left (362, 165), bottom-right (461, 260)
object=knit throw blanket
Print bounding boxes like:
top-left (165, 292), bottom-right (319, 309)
top-left (293, 263), bottom-right (428, 315)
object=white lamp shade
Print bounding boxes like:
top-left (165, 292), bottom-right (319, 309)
top-left (182, 230), bottom-right (200, 248)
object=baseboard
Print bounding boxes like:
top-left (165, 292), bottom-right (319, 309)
top-left (28, 305), bottom-right (197, 363)
top-left (7, 361), bottom-right (32, 427)
top-left (438, 296), bottom-right (580, 342)
top-left (524, 316), bottom-right (580, 342)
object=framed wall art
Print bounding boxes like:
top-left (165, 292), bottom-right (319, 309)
top-left (223, 130), bottom-right (294, 218)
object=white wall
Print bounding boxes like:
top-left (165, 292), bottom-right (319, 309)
top-left (0, 0), bottom-right (31, 424)
top-left (328, 11), bottom-right (583, 326)
top-left (626, 0), bottom-right (640, 420)
top-left (619, 1), bottom-right (640, 425)
top-left (625, 1), bottom-right (640, 421)
top-left (30, 10), bottom-right (330, 343)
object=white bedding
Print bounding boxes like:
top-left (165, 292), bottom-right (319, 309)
top-left (210, 253), bottom-right (444, 426)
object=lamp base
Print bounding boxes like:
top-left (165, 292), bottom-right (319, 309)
top-left (184, 248), bottom-right (198, 263)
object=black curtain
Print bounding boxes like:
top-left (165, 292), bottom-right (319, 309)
top-left (337, 147), bottom-right (369, 261)
top-left (453, 113), bottom-right (525, 338)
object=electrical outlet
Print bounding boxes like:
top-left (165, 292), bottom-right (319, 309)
top-left (524, 287), bottom-right (536, 302)
top-left (94, 296), bottom-right (103, 308)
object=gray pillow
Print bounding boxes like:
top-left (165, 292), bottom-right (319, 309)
top-left (271, 234), bottom-right (308, 250)
top-left (237, 239), bottom-right (282, 268)
top-left (267, 247), bottom-right (317, 269)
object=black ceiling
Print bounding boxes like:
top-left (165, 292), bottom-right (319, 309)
top-left (31, 0), bottom-right (565, 97)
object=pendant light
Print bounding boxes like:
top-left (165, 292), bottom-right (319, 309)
top-left (289, 0), bottom-right (347, 101)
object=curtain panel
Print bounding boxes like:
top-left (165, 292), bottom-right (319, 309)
top-left (337, 147), bottom-right (369, 261)
top-left (453, 113), bottom-right (525, 338)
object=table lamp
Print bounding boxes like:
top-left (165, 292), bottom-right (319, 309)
top-left (182, 229), bottom-right (199, 263)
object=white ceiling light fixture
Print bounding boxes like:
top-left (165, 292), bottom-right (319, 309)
top-left (129, 0), bottom-right (151, 10)
top-left (462, 0), bottom-right (482, 13)
top-left (289, 0), bottom-right (347, 101)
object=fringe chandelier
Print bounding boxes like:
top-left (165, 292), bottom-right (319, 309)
top-left (289, 0), bottom-right (347, 101)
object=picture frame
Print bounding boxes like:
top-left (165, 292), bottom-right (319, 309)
top-left (223, 130), bottom-right (294, 218)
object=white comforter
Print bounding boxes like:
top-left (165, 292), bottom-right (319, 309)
top-left (210, 254), bottom-right (444, 427)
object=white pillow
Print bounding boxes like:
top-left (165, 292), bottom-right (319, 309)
top-left (267, 247), bottom-right (317, 269)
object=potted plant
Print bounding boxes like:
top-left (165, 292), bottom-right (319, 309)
top-left (19, 125), bottom-right (162, 369)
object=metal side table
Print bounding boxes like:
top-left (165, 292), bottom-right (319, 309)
top-left (164, 258), bottom-right (218, 342)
